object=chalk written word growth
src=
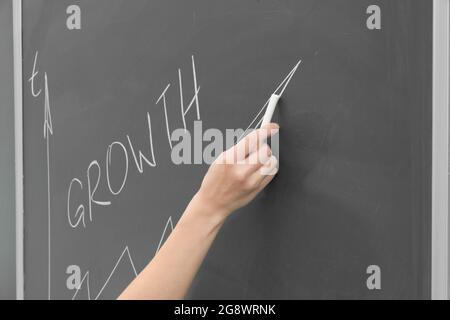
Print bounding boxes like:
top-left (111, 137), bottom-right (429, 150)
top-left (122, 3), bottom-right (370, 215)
top-left (67, 113), bottom-right (156, 229)
top-left (67, 54), bottom-right (286, 230)
top-left (67, 56), bottom-right (202, 229)
top-left (67, 119), bottom-right (279, 229)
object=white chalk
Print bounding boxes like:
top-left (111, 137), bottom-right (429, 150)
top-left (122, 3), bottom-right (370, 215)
top-left (260, 94), bottom-right (280, 128)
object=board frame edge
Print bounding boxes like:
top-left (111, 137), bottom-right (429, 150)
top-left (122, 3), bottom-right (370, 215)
top-left (432, 0), bottom-right (450, 301)
top-left (13, 0), bottom-right (24, 301)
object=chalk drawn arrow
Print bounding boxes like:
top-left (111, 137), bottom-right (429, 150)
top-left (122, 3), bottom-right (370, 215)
top-left (44, 72), bottom-right (53, 300)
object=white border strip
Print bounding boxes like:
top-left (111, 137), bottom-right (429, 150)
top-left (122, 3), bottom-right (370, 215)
top-left (13, 0), bottom-right (24, 301)
top-left (432, 0), bottom-right (449, 300)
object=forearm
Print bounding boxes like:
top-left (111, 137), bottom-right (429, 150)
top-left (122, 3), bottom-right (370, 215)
top-left (118, 123), bottom-right (279, 300)
top-left (118, 194), bottom-right (228, 300)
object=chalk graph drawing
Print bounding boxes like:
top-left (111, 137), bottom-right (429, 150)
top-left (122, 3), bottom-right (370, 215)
top-left (72, 246), bottom-right (138, 300)
top-left (71, 216), bottom-right (174, 300)
top-left (238, 60), bottom-right (302, 141)
top-left (58, 55), bottom-right (299, 300)
top-left (155, 216), bottom-right (174, 255)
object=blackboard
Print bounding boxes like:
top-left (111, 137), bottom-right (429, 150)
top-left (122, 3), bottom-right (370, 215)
top-left (22, 0), bottom-right (433, 299)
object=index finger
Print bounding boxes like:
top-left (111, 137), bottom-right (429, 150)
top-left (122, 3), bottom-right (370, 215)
top-left (235, 123), bottom-right (279, 160)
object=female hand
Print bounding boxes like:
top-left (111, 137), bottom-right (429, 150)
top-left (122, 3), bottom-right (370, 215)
top-left (193, 123), bottom-right (280, 221)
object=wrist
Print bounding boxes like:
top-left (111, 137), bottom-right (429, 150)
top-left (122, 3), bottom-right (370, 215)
top-left (176, 194), bottom-right (227, 239)
top-left (188, 192), bottom-right (231, 226)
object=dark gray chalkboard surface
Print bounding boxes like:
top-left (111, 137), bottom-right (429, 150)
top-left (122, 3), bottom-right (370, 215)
top-left (0, 0), bottom-right (16, 300)
top-left (22, 0), bottom-right (432, 299)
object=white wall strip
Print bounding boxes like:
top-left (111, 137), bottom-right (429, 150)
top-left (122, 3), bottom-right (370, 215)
top-left (12, 0), bottom-right (24, 301)
top-left (432, 0), bottom-right (449, 300)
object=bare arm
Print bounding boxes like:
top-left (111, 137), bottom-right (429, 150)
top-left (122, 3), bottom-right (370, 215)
top-left (118, 123), bottom-right (279, 300)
